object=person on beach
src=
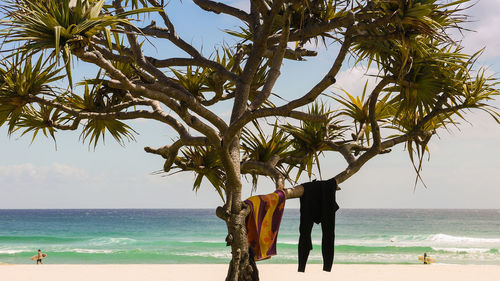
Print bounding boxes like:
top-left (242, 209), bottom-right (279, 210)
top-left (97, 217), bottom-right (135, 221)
top-left (423, 252), bottom-right (428, 264)
top-left (36, 249), bottom-right (43, 264)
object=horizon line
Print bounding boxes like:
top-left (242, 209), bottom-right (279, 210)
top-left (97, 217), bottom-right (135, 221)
top-left (1, 207), bottom-right (499, 210)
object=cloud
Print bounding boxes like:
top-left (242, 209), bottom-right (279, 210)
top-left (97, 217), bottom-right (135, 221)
top-left (455, 1), bottom-right (500, 59)
top-left (329, 66), bottom-right (382, 101)
top-left (461, 18), bottom-right (500, 59)
top-left (0, 161), bottom-right (228, 208)
top-left (0, 163), bottom-right (89, 189)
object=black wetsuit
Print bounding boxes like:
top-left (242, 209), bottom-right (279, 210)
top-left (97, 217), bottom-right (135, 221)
top-left (298, 178), bottom-right (339, 272)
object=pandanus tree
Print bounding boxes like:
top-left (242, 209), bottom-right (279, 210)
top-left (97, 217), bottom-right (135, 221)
top-left (1, 0), bottom-right (499, 280)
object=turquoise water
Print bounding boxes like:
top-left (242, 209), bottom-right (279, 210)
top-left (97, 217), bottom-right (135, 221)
top-left (0, 209), bottom-right (499, 264)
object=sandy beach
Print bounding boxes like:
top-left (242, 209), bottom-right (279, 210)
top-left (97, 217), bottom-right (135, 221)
top-left (1, 264), bottom-right (499, 281)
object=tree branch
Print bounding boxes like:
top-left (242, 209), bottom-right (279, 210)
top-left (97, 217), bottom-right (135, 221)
top-left (138, 24), bottom-right (240, 83)
top-left (283, 185), bottom-right (304, 199)
top-left (106, 79), bottom-right (222, 143)
top-left (241, 156), bottom-right (285, 190)
top-left (369, 78), bottom-right (390, 150)
top-left (28, 94), bottom-right (190, 136)
top-left (225, 29), bottom-right (353, 140)
top-left (259, 29), bottom-right (353, 110)
top-left (145, 136), bottom-right (210, 172)
top-left (49, 118), bottom-right (81, 131)
top-left (331, 93), bottom-right (467, 185)
top-left (140, 82), bottom-right (228, 132)
top-left (266, 12), bottom-right (355, 45)
top-left (200, 91), bottom-right (235, 106)
top-left (74, 49), bottom-right (225, 142)
top-left (113, 0), bottom-right (143, 58)
top-left (92, 35), bottom-right (240, 84)
top-left (250, 0), bottom-right (270, 16)
top-left (249, 8), bottom-right (291, 111)
top-left (331, 77), bottom-right (391, 183)
top-left (193, 0), bottom-right (252, 23)
top-left (228, 0), bottom-right (285, 131)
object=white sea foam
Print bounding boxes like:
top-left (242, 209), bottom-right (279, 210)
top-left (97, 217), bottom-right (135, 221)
top-left (175, 251), bottom-right (232, 259)
top-left (49, 248), bottom-right (115, 254)
top-left (70, 249), bottom-right (114, 254)
top-left (181, 240), bottom-right (224, 244)
top-left (89, 237), bottom-right (136, 246)
top-left (279, 241), bottom-right (299, 245)
top-left (426, 234), bottom-right (500, 244)
top-left (377, 234), bottom-right (500, 248)
top-left (290, 233), bottom-right (500, 250)
top-left (280, 239), bottom-right (322, 245)
top-left (432, 247), bottom-right (492, 254)
top-left (0, 250), bottom-right (25, 254)
top-left (336, 238), bottom-right (389, 246)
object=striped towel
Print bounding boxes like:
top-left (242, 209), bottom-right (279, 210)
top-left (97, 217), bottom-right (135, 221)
top-left (245, 190), bottom-right (286, 261)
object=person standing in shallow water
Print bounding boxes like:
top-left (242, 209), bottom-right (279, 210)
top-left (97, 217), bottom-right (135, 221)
top-left (423, 252), bottom-right (428, 264)
top-left (36, 249), bottom-right (43, 264)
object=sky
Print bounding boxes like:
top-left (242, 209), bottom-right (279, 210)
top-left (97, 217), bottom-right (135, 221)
top-left (1, 0), bottom-right (499, 209)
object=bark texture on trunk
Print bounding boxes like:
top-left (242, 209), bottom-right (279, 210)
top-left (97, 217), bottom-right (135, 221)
top-left (222, 181), bottom-right (257, 281)
top-left (225, 209), bottom-right (254, 281)
top-left (221, 135), bottom-right (257, 281)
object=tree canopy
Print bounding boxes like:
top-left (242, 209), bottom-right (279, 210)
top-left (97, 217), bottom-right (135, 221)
top-left (1, 1), bottom-right (499, 280)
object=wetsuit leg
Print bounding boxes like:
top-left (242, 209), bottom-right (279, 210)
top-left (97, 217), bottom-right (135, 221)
top-left (321, 219), bottom-right (335, 271)
top-left (298, 216), bottom-right (314, 272)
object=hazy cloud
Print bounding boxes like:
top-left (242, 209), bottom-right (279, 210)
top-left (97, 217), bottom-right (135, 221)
top-left (329, 66), bottom-right (382, 100)
top-left (0, 163), bottom-right (89, 188)
top-left (456, 1), bottom-right (500, 59)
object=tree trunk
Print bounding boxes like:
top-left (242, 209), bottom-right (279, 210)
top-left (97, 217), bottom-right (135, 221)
top-left (220, 135), bottom-right (256, 281)
top-left (224, 209), bottom-right (255, 281)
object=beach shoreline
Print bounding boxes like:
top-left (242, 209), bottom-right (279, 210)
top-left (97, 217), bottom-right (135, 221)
top-left (2, 209), bottom-right (499, 265)
top-left (1, 264), bottom-right (499, 281)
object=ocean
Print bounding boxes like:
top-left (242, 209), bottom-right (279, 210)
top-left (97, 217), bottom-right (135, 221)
top-left (0, 209), bottom-right (499, 265)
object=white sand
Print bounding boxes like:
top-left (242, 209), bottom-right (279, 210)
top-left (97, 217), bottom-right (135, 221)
top-left (1, 264), bottom-right (499, 281)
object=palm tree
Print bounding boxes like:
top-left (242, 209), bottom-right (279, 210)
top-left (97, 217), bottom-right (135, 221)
top-left (1, 1), bottom-right (498, 280)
